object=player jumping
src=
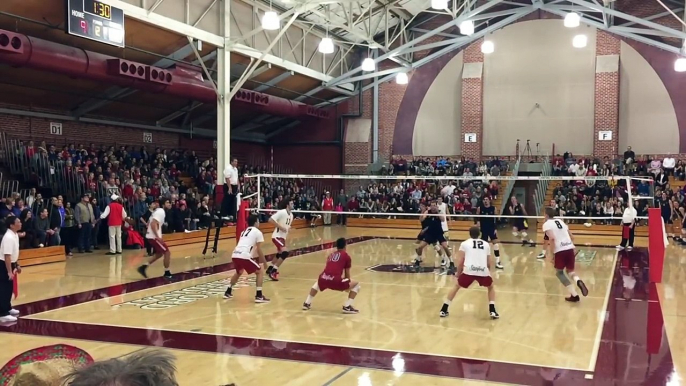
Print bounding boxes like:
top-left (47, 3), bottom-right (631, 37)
top-left (224, 215), bottom-right (270, 303)
top-left (542, 207), bottom-right (589, 302)
top-left (476, 197), bottom-right (504, 270)
top-left (302, 238), bottom-right (361, 314)
top-left (440, 226), bottom-right (499, 319)
top-left (510, 197), bottom-right (535, 247)
top-left (266, 197), bottom-right (294, 281)
top-left (137, 198), bottom-right (173, 280)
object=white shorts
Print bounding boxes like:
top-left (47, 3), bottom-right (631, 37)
top-left (441, 221), bottom-right (449, 232)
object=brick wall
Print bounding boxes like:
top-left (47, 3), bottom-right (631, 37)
top-left (593, 31), bottom-right (620, 158)
top-left (461, 39), bottom-right (484, 160)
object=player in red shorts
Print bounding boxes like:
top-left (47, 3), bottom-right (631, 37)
top-left (224, 214), bottom-right (269, 303)
top-left (542, 207), bottom-right (589, 302)
top-left (137, 198), bottom-right (173, 280)
top-left (440, 226), bottom-right (498, 319)
top-left (302, 238), bottom-right (361, 314)
top-left (266, 197), bottom-right (294, 281)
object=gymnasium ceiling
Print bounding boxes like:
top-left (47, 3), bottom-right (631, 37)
top-left (0, 0), bottom-right (684, 142)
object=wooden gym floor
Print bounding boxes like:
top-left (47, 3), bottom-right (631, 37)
top-left (0, 225), bottom-right (681, 386)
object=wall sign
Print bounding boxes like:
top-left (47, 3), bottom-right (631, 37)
top-left (49, 122), bottom-right (63, 136)
top-left (464, 133), bottom-right (477, 143)
top-left (598, 131), bottom-right (613, 141)
top-left (143, 132), bottom-right (153, 143)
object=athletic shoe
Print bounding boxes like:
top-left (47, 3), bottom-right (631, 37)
top-left (447, 266), bottom-right (457, 276)
top-left (302, 303), bottom-right (311, 310)
top-left (577, 280), bottom-right (589, 297)
top-left (537, 251), bottom-right (546, 259)
top-left (495, 262), bottom-right (504, 270)
top-left (565, 295), bottom-right (580, 302)
top-left (0, 315), bottom-right (17, 323)
top-left (342, 305), bottom-right (359, 314)
top-left (521, 240), bottom-right (528, 246)
top-left (223, 292), bottom-right (233, 299)
top-left (627, 246), bottom-right (633, 251)
top-left (490, 311), bottom-right (500, 319)
top-left (163, 272), bottom-right (173, 280)
top-left (439, 311), bottom-right (449, 317)
top-left (528, 241), bottom-right (536, 248)
top-left (137, 265), bottom-right (148, 278)
top-left (255, 295), bottom-right (270, 303)
top-left (616, 245), bottom-right (625, 250)
top-left (9, 309), bottom-right (19, 316)
top-left (269, 271), bottom-right (279, 281)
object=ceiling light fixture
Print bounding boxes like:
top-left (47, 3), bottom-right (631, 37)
top-left (572, 34), bottom-right (587, 48)
top-left (318, 37), bottom-right (334, 54)
top-left (675, 58), bottom-right (686, 72)
top-left (459, 20), bottom-right (475, 36)
top-left (481, 40), bottom-right (494, 54)
top-left (262, 11), bottom-right (280, 30)
top-left (431, 0), bottom-right (448, 10)
top-left (361, 57), bottom-right (376, 72)
top-left (396, 72), bottom-right (408, 85)
top-left (564, 12), bottom-right (581, 28)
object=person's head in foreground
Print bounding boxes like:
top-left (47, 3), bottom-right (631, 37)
top-left (62, 349), bottom-right (179, 386)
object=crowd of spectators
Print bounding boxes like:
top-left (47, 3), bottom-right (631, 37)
top-left (548, 147), bottom-right (682, 227)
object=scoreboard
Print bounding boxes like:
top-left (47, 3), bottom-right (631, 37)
top-left (67, 0), bottom-right (125, 47)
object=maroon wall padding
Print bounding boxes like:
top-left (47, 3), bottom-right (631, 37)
top-left (0, 29), bottom-right (328, 119)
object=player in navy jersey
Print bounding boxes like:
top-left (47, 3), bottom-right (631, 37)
top-left (510, 197), bottom-right (535, 247)
top-left (302, 238), bottom-right (361, 314)
top-left (414, 206), bottom-right (452, 272)
top-left (476, 197), bottom-right (503, 270)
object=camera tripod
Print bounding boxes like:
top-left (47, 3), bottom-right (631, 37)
top-left (517, 139), bottom-right (539, 161)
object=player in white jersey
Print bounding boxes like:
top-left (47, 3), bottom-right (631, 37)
top-left (434, 198), bottom-right (454, 272)
top-left (542, 207), bottom-right (589, 302)
top-left (224, 215), bottom-right (269, 303)
top-left (137, 198), bottom-right (173, 280)
top-left (439, 226), bottom-right (499, 319)
top-left (266, 197), bottom-right (294, 281)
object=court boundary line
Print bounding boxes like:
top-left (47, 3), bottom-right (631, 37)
top-left (10, 317), bottom-right (593, 373)
top-left (587, 250), bottom-right (618, 372)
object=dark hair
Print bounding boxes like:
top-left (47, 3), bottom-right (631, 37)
top-left (336, 237), bottom-right (346, 250)
top-left (5, 215), bottom-right (18, 229)
top-left (159, 198), bottom-right (170, 207)
top-left (545, 207), bottom-right (556, 219)
top-left (63, 350), bottom-right (179, 386)
top-left (279, 196), bottom-right (292, 210)
top-left (469, 226), bottom-right (481, 239)
top-left (247, 214), bottom-right (258, 227)
top-left (81, 193), bottom-right (89, 200)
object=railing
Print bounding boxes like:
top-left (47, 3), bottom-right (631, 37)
top-left (533, 154), bottom-right (552, 216)
top-left (500, 156), bottom-right (521, 215)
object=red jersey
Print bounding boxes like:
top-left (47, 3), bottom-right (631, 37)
top-left (320, 251), bottom-right (351, 280)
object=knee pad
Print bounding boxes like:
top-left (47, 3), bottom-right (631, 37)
top-left (280, 251), bottom-right (290, 260)
top-left (512, 231), bottom-right (519, 237)
top-left (351, 283), bottom-right (361, 293)
top-left (521, 232), bottom-right (528, 238)
top-left (312, 282), bottom-right (320, 291)
top-left (555, 269), bottom-right (571, 286)
top-left (434, 244), bottom-right (441, 252)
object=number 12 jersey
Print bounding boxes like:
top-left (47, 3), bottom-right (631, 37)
top-left (459, 238), bottom-right (491, 277)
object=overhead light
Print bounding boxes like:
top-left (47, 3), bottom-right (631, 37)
top-left (361, 57), bottom-right (376, 72)
top-left (572, 34), bottom-right (587, 48)
top-left (261, 11), bottom-right (280, 30)
top-left (459, 20), bottom-right (474, 36)
top-left (431, 0), bottom-right (448, 10)
top-left (318, 37), bottom-right (334, 54)
top-left (675, 58), bottom-right (686, 72)
top-left (396, 72), bottom-right (408, 85)
top-left (564, 12), bottom-right (580, 28)
top-left (481, 40), bottom-right (494, 54)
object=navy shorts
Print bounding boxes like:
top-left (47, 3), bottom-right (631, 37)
top-left (481, 227), bottom-right (498, 242)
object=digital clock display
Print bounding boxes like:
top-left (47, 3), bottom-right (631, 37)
top-left (85, 0), bottom-right (112, 20)
top-left (66, 0), bottom-right (125, 48)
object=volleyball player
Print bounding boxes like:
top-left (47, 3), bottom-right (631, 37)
top-left (266, 197), bottom-right (294, 281)
top-left (476, 197), bottom-right (503, 270)
top-left (302, 238), bottom-right (361, 314)
top-left (137, 198), bottom-right (173, 280)
top-left (510, 197), bottom-right (535, 246)
top-left (439, 226), bottom-right (499, 319)
top-left (414, 207), bottom-right (452, 271)
top-left (542, 207), bottom-right (589, 302)
top-left (224, 215), bottom-right (269, 303)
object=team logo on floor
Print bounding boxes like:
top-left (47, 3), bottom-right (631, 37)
top-left (118, 277), bottom-right (255, 310)
top-left (366, 264), bottom-right (437, 273)
top-left (575, 249), bottom-right (597, 264)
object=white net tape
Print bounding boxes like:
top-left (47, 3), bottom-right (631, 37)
top-left (243, 174), bottom-right (655, 222)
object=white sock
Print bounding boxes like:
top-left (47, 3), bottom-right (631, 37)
top-left (444, 299), bottom-right (452, 306)
top-left (566, 284), bottom-right (578, 297)
top-left (571, 274), bottom-right (580, 282)
top-left (305, 295), bottom-right (313, 304)
top-left (495, 256), bottom-right (501, 264)
top-left (489, 301), bottom-right (495, 305)
top-left (344, 298), bottom-right (354, 307)
top-left (272, 266), bottom-right (279, 272)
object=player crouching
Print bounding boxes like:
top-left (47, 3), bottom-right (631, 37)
top-left (440, 226), bottom-right (498, 319)
top-left (303, 238), bottom-right (361, 314)
top-left (224, 215), bottom-right (270, 303)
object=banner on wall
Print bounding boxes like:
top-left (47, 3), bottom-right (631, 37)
top-left (464, 133), bottom-right (477, 143)
top-left (143, 132), bottom-right (153, 143)
top-left (598, 131), bottom-right (613, 141)
top-left (49, 122), bottom-right (62, 136)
